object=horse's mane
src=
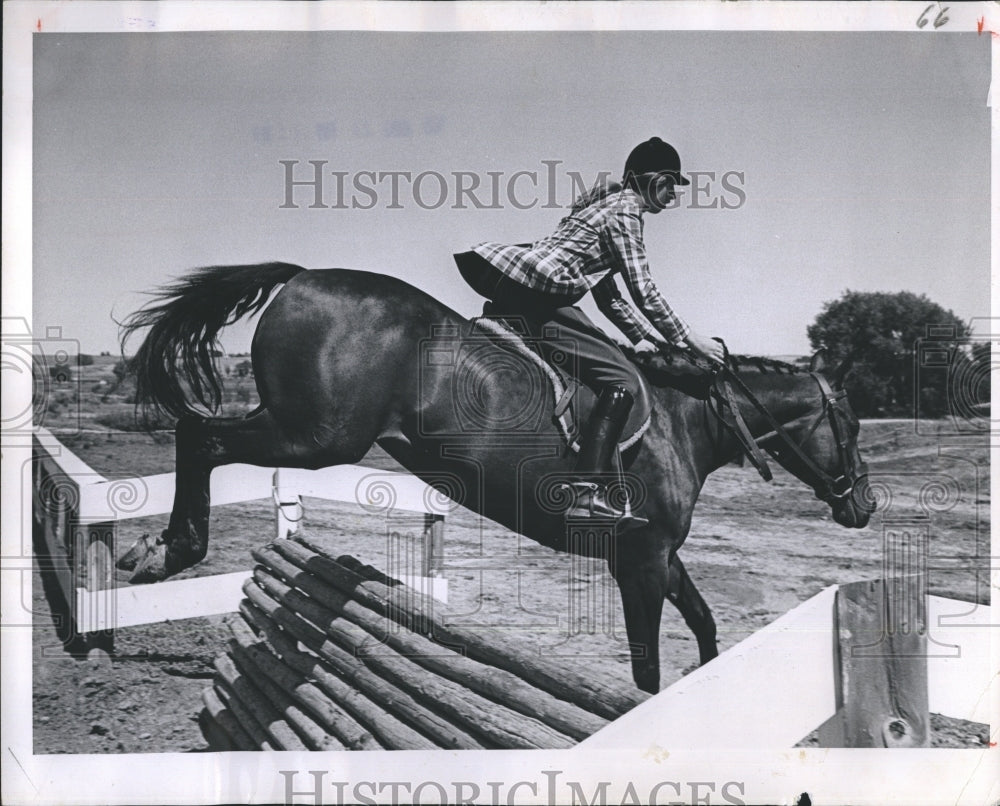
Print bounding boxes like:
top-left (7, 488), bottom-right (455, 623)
top-left (722, 354), bottom-right (805, 375)
top-left (621, 345), bottom-right (806, 393)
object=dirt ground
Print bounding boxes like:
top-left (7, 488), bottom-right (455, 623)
top-left (31, 420), bottom-right (991, 753)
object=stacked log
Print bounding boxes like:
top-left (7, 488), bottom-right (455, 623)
top-left (200, 534), bottom-right (647, 750)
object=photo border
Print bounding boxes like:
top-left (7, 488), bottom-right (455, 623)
top-left (2, 3), bottom-right (997, 805)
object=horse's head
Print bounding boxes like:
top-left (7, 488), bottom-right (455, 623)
top-left (759, 350), bottom-right (874, 528)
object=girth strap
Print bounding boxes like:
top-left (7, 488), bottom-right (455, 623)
top-left (554, 380), bottom-right (579, 418)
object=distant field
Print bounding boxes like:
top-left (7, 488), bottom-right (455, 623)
top-left (36, 353), bottom-right (261, 434)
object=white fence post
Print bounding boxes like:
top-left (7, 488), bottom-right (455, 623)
top-left (272, 467), bottom-right (302, 540)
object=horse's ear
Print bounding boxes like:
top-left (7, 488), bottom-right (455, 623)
top-left (809, 348), bottom-right (827, 373)
top-left (832, 355), bottom-right (855, 389)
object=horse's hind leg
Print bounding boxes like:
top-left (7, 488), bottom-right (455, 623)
top-left (126, 408), bottom-right (373, 583)
top-left (665, 553), bottom-right (718, 665)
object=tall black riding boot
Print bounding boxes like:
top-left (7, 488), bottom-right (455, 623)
top-left (564, 386), bottom-right (649, 531)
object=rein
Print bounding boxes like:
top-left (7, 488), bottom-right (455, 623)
top-left (705, 350), bottom-right (868, 505)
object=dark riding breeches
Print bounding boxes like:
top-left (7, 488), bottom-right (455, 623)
top-left (455, 251), bottom-right (646, 400)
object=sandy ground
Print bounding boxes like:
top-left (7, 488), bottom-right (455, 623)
top-left (31, 420), bottom-right (991, 753)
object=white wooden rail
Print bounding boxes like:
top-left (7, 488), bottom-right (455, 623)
top-left (74, 464), bottom-right (449, 524)
top-left (33, 428), bottom-right (448, 636)
top-left (581, 586), bottom-right (994, 748)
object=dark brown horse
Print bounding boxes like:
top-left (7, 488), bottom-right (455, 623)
top-left (120, 263), bottom-right (873, 693)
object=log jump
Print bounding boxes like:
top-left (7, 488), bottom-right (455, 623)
top-left (201, 536), bottom-right (992, 751)
top-left (201, 535), bottom-right (648, 751)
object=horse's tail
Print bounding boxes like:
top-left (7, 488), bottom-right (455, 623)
top-left (120, 262), bottom-right (306, 420)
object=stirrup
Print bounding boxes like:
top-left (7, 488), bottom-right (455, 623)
top-left (561, 482), bottom-right (649, 532)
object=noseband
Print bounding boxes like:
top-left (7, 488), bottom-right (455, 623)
top-left (708, 363), bottom-right (869, 506)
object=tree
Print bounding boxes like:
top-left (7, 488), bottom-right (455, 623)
top-left (807, 290), bottom-right (971, 418)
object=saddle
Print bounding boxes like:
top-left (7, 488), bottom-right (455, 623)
top-left (470, 314), bottom-right (654, 454)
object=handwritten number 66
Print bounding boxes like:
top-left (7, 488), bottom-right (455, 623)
top-left (917, 4), bottom-right (949, 29)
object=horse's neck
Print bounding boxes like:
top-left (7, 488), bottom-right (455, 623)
top-left (704, 373), bottom-right (816, 472)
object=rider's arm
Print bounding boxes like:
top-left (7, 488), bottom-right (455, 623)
top-left (604, 210), bottom-right (691, 346)
top-left (591, 274), bottom-right (659, 345)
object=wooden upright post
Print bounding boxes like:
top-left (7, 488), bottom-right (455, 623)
top-left (272, 468), bottom-right (302, 540)
top-left (818, 577), bottom-right (929, 747)
top-left (421, 513), bottom-right (445, 578)
top-left (33, 446), bottom-right (77, 608)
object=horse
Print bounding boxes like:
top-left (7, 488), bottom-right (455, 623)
top-left (119, 262), bottom-right (874, 694)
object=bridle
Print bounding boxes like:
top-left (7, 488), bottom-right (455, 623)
top-left (706, 354), bottom-right (870, 507)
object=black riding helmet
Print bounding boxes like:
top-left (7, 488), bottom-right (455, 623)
top-left (623, 137), bottom-right (691, 187)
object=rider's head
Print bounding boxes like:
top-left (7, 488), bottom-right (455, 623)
top-left (623, 137), bottom-right (690, 213)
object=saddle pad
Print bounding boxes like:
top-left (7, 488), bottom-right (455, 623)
top-left (472, 317), bottom-right (651, 453)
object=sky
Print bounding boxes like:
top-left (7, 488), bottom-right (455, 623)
top-left (31, 30), bottom-right (990, 356)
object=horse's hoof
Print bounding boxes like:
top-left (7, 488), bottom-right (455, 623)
top-left (116, 533), bottom-right (154, 571)
top-left (128, 544), bottom-right (169, 584)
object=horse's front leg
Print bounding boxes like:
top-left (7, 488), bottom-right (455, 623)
top-left (610, 538), bottom-right (669, 694)
top-left (666, 552), bottom-right (718, 665)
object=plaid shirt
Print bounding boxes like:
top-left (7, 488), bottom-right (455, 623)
top-left (472, 185), bottom-right (690, 345)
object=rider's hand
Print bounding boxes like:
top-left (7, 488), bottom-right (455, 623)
top-left (684, 331), bottom-right (725, 366)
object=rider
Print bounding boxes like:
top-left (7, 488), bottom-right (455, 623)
top-left (455, 137), bottom-right (725, 529)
